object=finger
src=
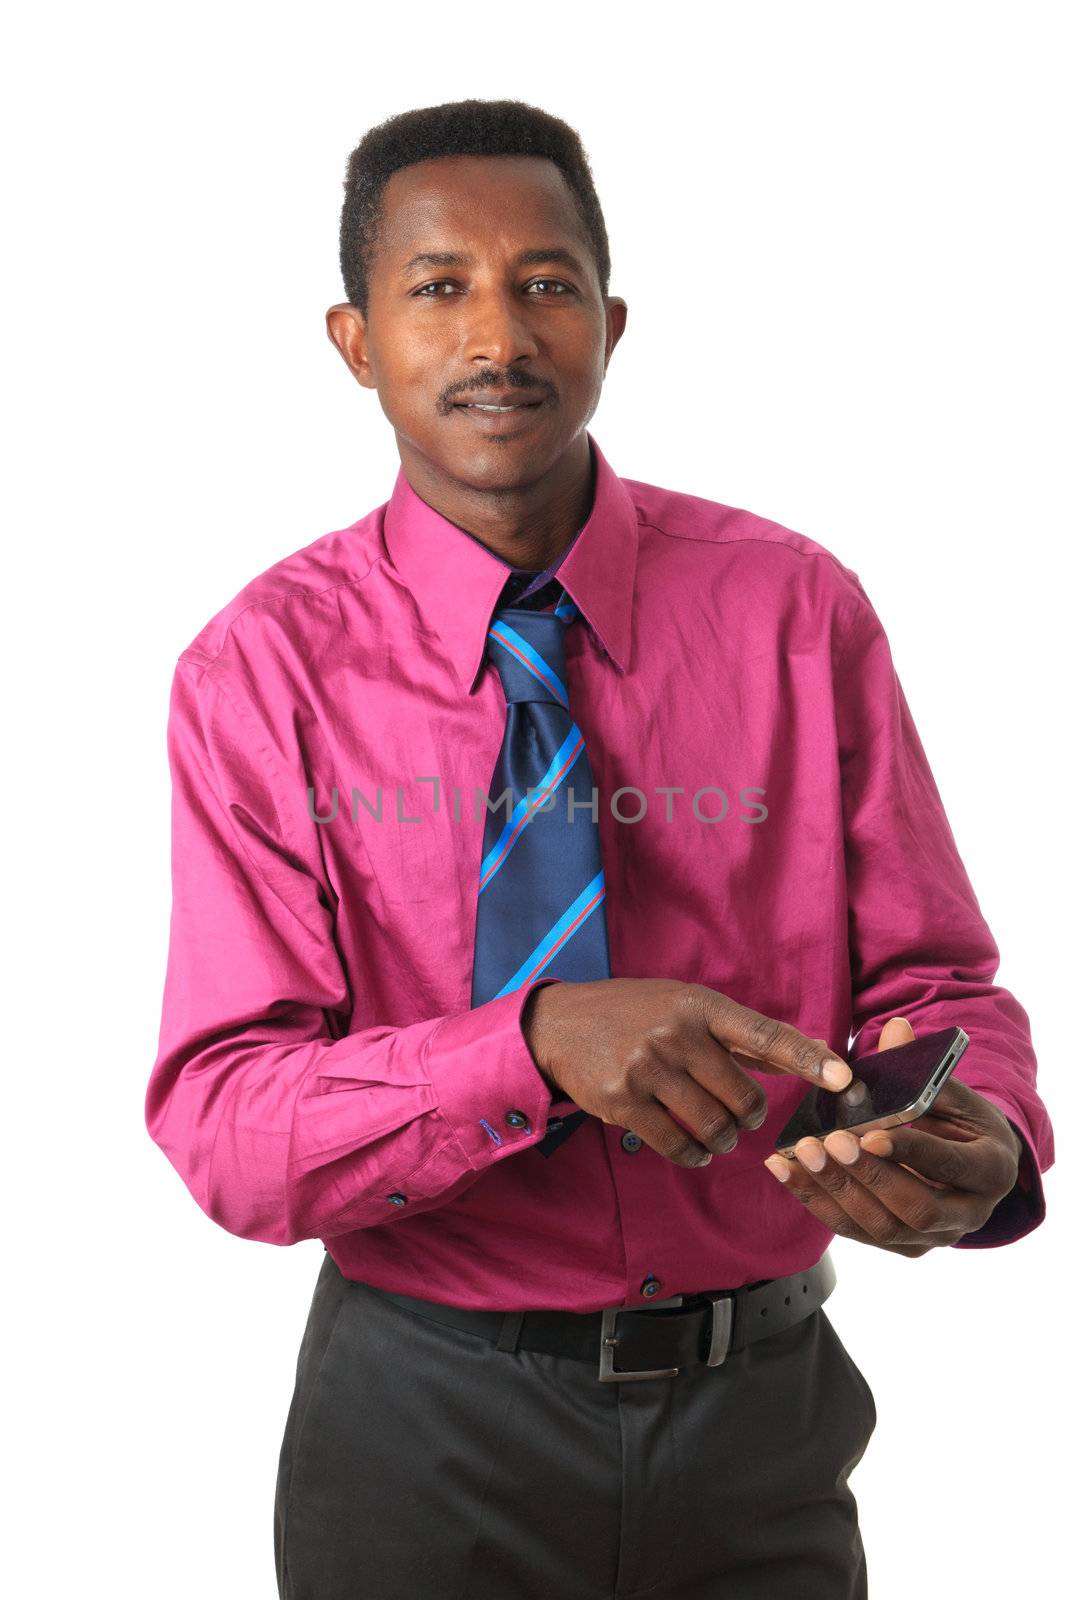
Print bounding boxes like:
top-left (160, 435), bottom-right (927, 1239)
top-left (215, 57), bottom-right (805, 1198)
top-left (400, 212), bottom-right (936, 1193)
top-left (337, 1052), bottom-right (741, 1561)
top-left (857, 1124), bottom-right (1014, 1196)
top-left (682, 1035), bottom-right (769, 1132)
top-left (625, 1098), bottom-right (717, 1169)
top-left (834, 1077), bottom-right (874, 1128)
top-left (802, 1133), bottom-right (973, 1237)
top-left (702, 994), bottom-right (852, 1089)
top-left (654, 1066), bottom-right (754, 1155)
top-left (877, 1015), bottom-right (916, 1050)
top-left (763, 1153), bottom-right (889, 1247)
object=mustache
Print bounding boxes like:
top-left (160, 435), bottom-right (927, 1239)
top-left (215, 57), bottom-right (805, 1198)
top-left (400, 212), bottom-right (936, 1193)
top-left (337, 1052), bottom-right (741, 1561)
top-left (440, 372), bottom-right (558, 410)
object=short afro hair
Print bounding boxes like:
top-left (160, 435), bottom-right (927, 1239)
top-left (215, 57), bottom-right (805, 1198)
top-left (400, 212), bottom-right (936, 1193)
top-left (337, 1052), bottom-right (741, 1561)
top-left (338, 98), bottom-right (611, 317)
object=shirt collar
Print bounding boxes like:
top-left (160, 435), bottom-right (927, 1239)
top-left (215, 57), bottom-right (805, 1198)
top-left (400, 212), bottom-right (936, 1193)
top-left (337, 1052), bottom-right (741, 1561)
top-left (382, 430), bottom-right (637, 695)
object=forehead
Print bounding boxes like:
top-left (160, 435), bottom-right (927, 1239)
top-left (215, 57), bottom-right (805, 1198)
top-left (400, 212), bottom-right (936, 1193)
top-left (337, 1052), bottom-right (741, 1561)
top-left (374, 154), bottom-right (592, 268)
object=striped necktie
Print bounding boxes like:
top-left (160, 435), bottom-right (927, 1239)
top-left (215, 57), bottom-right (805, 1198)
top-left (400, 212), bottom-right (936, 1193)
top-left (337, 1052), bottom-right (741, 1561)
top-left (471, 579), bottom-right (611, 1156)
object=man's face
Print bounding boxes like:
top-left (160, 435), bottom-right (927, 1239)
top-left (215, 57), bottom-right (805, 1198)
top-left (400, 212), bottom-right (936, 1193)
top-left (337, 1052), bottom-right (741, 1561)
top-left (328, 153), bottom-right (626, 491)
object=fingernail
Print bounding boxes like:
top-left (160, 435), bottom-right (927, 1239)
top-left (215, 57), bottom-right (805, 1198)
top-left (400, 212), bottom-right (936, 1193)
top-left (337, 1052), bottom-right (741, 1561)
top-left (859, 1130), bottom-right (894, 1156)
top-left (821, 1059), bottom-right (852, 1089)
top-left (796, 1139), bottom-right (826, 1172)
top-left (825, 1131), bottom-right (859, 1164)
top-left (843, 1081), bottom-right (867, 1106)
top-left (764, 1155), bottom-right (791, 1182)
top-left (697, 1153), bottom-right (713, 1166)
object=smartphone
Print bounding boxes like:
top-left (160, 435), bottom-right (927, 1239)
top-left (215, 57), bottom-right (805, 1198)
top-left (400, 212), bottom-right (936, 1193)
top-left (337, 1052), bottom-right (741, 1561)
top-left (773, 1025), bottom-right (969, 1158)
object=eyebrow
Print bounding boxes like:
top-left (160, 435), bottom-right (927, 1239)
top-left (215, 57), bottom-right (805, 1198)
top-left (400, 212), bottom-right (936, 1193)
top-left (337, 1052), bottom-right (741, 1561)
top-left (398, 246), bottom-right (588, 279)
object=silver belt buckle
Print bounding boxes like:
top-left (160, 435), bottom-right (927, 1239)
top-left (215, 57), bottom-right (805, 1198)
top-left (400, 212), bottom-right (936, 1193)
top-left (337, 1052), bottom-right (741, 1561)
top-left (701, 1291), bottom-right (735, 1368)
top-left (599, 1295), bottom-right (685, 1382)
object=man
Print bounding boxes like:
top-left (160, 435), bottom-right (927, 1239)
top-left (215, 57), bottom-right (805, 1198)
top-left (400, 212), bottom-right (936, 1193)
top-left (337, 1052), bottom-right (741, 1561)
top-left (145, 99), bottom-right (1053, 1599)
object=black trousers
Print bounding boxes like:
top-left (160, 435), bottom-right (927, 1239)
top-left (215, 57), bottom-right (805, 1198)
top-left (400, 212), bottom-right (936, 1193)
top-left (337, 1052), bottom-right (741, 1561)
top-left (275, 1248), bottom-right (876, 1599)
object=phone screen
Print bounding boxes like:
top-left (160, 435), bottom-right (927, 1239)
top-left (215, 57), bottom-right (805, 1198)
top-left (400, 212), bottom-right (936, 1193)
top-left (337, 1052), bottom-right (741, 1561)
top-left (775, 1025), bottom-right (968, 1152)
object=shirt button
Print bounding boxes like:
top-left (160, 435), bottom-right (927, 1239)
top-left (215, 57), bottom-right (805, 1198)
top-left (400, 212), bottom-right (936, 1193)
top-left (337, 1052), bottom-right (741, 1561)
top-left (547, 1117), bottom-right (564, 1134)
top-left (641, 1276), bottom-right (662, 1299)
top-left (621, 1130), bottom-right (642, 1153)
top-left (386, 1193), bottom-right (407, 1207)
top-left (505, 1109), bottom-right (529, 1129)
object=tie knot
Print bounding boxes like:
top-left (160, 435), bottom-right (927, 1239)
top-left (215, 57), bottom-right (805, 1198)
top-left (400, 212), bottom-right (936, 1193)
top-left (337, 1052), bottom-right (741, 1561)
top-left (486, 590), bottom-right (579, 706)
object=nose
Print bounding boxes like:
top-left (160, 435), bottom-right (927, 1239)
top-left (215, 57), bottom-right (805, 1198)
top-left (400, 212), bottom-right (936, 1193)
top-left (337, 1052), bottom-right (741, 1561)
top-left (460, 287), bottom-right (539, 368)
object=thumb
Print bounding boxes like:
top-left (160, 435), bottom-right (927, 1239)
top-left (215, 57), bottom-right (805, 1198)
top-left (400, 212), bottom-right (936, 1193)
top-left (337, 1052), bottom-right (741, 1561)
top-left (878, 1015), bottom-right (916, 1051)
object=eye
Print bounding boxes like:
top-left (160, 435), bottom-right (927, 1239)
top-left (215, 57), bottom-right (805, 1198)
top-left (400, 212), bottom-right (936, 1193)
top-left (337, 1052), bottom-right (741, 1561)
top-left (411, 277), bottom-right (576, 299)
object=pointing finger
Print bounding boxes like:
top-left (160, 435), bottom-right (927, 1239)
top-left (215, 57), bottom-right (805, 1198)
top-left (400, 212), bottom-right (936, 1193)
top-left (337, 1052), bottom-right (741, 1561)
top-left (704, 996), bottom-right (852, 1089)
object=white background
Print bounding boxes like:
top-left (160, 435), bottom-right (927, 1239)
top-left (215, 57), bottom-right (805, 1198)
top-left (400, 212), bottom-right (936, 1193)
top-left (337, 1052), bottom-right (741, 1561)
top-left (4, 3), bottom-right (1064, 1596)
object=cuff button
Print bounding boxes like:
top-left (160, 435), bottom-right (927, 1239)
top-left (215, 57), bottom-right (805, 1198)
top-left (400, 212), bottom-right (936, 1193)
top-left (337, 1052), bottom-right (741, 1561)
top-left (505, 1109), bottom-right (530, 1129)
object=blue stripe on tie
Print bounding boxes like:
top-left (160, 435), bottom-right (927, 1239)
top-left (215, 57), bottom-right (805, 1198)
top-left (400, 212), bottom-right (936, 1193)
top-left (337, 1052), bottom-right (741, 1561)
top-left (488, 619), bottom-right (569, 707)
top-left (479, 724), bottom-right (586, 891)
top-left (492, 871), bottom-right (607, 998)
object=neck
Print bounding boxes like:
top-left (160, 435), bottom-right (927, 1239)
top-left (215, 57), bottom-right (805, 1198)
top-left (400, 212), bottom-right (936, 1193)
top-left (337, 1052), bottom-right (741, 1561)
top-left (396, 431), bottom-right (594, 570)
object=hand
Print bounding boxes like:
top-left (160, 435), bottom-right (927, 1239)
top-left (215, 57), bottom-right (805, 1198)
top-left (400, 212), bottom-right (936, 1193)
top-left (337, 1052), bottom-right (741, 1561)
top-left (763, 1016), bottom-right (1023, 1254)
top-left (521, 978), bottom-right (852, 1169)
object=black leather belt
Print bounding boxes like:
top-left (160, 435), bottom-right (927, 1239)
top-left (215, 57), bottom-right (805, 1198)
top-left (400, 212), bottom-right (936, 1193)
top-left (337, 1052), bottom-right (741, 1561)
top-left (362, 1252), bottom-right (836, 1383)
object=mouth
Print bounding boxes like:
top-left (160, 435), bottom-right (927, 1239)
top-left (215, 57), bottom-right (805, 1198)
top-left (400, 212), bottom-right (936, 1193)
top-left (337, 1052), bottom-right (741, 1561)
top-left (451, 398), bottom-right (546, 431)
top-left (454, 400), bottom-right (542, 411)
top-left (450, 389), bottom-right (548, 421)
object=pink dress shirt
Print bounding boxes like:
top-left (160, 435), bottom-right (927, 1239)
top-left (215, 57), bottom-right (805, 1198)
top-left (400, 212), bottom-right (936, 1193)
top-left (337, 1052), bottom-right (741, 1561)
top-left (145, 432), bottom-right (1052, 1310)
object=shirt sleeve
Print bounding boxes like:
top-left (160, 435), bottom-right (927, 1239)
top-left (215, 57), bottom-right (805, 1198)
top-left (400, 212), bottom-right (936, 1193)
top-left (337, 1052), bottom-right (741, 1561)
top-left (144, 656), bottom-right (561, 1247)
top-left (833, 586), bottom-right (1054, 1247)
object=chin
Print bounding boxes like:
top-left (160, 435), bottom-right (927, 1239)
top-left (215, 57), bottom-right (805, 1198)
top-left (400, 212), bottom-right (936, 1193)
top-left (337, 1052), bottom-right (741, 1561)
top-left (433, 426), bottom-right (562, 492)
top-left (454, 446), bottom-right (551, 490)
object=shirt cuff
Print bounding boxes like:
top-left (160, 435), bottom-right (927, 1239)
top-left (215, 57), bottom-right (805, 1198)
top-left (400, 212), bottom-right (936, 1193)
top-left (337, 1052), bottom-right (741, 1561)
top-left (951, 1094), bottom-right (1046, 1248)
top-left (424, 978), bottom-right (564, 1166)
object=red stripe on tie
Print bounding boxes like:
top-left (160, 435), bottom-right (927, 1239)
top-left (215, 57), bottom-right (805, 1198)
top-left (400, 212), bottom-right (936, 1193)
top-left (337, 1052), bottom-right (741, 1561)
top-left (478, 736), bottom-right (585, 891)
top-left (527, 887), bottom-right (606, 982)
top-left (489, 626), bottom-right (566, 705)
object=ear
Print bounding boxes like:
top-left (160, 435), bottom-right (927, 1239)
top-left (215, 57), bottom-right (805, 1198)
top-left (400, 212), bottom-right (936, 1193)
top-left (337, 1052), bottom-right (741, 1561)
top-left (325, 302), bottom-right (377, 391)
top-left (603, 295), bottom-right (628, 372)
